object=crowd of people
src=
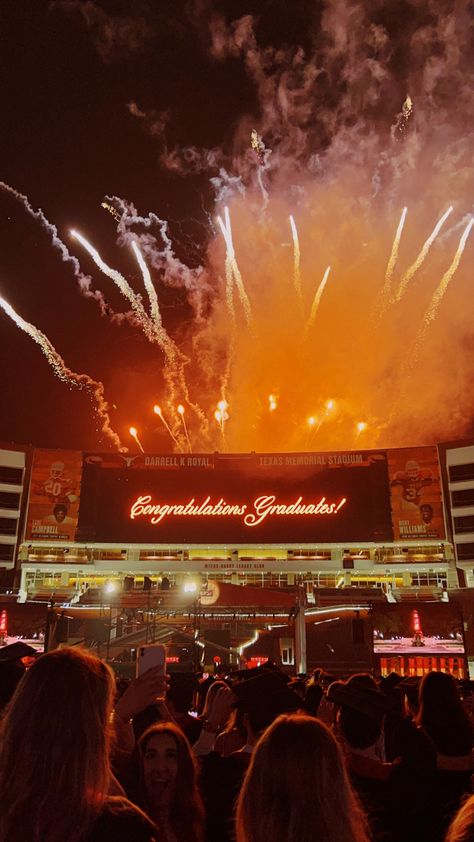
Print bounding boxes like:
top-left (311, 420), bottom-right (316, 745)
top-left (0, 644), bottom-right (474, 841)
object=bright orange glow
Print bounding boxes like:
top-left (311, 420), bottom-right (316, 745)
top-left (268, 394), bottom-right (278, 412)
top-left (356, 421), bottom-right (368, 433)
top-left (214, 410), bottom-right (222, 423)
top-left (177, 404), bottom-right (185, 415)
top-left (129, 426), bottom-right (137, 437)
top-left (307, 416), bottom-right (316, 426)
top-left (325, 399), bottom-right (335, 412)
top-left (217, 399), bottom-right (229, 412)
top-left (130, 493), bottom-right (348, 527)
top-left (153, 404), bottom-right (162, 416)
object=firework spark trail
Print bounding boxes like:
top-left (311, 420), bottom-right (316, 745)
top-left (129, 426), bottom-right (145, 453)
top-left (0, 293), bottom-right (124, 451)
top-left (71, 228), bottom-right (192, 418)
top-left (415, 217), bottom-right (474, 351)
top-left (304, 266), bottom-right (331, 337)
top-left (289, 215), bottom-right (303, 308)
top-left (154, 405), bottom-right (181, 450)
top-left (394, 206), bottom-right (454, 302)
top-left (70, 230), bottom-right (188, 410)
top-left (217, 207), bottom-right (252, 326)
top-left (70, 229), bottom-right (154, 334)
top-left (177, 405), bottom-right (192, 453)
top-left (0, 181), bottom-right (111, 313)
top-left (102, 197), bottom-right (210, 432)
top-left (382, 207), bottom-right (408, 298)
top-left (101, 201), bottom-right (121, 223)
top-left (131, 240), bottom-right (162, 327)
top-left (388, 218), bottom-right (474, 427)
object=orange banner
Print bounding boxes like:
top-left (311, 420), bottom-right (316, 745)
top-left (25, 449), bottom-right (83, 541)
top-left (387, 446), bottom-right (445, 541)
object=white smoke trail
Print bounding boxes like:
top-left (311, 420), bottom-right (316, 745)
top-left (0, 292), bottom-right (124, 451)
top-left (0, 181), bottom-right (110, 313)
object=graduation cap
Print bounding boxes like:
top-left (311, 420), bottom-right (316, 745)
top-left (0, 642), bottom-right (39, 663)
top-left (328, 674), bottom-right (392, 718)
top-left (232, 668), bottom-right (301, 732)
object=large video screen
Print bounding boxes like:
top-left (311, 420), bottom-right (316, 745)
top-left (0, 601), bottom-right (47, 653)
top-left (76, 450), bottom-right (394, 544)
top-left (372, 603), bottom-right (465, 656)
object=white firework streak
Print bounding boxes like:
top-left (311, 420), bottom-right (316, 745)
top-left (383, 207), bottom-right (408, 297)
top-left (72, 225), bottom-right (206, 440)
top-left (0, 181), bottom-right (109, 313)
top-left (394, 206), bottom-right (454, 302)
top-left (416, 217), bottom-right (474, 343)
top-left (70, 229), bottom-right (154, 337)
top-left (131, 240), bottom-right (162, 327)
top-left (389, 218), bottom-right (473, 425)
top-left (217, 206), bottom-right (252, 326)
top-left (305, 267), bottom-right (331, 336)
top-left (0, 293), bottom-right (124, 451)
top-left (289, 214), bottom-right (303, 307)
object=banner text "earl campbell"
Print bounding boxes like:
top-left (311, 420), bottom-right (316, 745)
top-left (130, 494), bottom-right (347, 528)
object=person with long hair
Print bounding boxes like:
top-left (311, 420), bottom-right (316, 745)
top-left (417, 671), bottom-right (473, 759)
top-left (235, 713), bottom-right (370, 842)
top-left (417, 671), bottom-right (474, 836)
top-left (138, 721), bottom-right (205, 842)
top-left (0, 647), bottom-right (156, 842)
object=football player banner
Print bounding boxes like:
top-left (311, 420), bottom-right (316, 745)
top-left (387, 446), bottom-right (445, 541)
top-left (25, 449), bottom-right (84, 541)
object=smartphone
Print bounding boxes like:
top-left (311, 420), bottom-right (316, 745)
top-left (136, 643), bottom-right (166, 682)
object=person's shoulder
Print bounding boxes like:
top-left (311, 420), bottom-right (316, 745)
top-left (87, 796), bottom-right (157, 842)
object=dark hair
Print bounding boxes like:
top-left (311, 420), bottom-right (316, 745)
top-left (418, 672), bottom-right (473, 756)
top-left (338, 705), bottom-right (382, 749)
top-left (236, 714), bottom-right (370, 842)
top-left (54, 503), bottom-right (68, 516)
top-left (138, 722), bottom-right (204, 842)
top-left (167, 674), bottom-right (197, 713)
top-left (304, 682), bottom-right (323, 717)
top-left (0, 647), bottom-right (115, 842)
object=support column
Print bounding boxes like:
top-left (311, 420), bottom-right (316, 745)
top-left (446, 564), bottom-right (461, 589)
top-left (294, 589), bottom-right (307, 674)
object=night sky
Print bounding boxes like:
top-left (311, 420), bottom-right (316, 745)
top-left (1, 2), bottom-right (473, 453)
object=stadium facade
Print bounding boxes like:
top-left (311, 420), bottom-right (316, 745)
top-left (1, 440), bottom-right (473, 602)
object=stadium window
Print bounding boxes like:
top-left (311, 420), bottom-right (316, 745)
top-left (456, 542), bottom-right (474, 561)
top-left (280, 638), bottom-right (294, 666)
top-left (453, 515), bottom-right (474, 535)
top-left (0, 466), bottom-right (23, 485)
top-left (449, 463), bottom-right (474, 483)
top-left (0, 490), bottom-right (20, 509)
top-left (0, 517), bottom-right (17, 536)
top-left (0, 543), bottom-right (14, 562)
top-left (451, 489), bottom-right (474, 508)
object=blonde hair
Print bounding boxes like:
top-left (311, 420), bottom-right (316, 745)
top-left (446, 795), bottom-right (474, 842)
top-left (0, 647), bottom-right (115, 842)
top-left (236, 713), bottom-right (370, 842)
